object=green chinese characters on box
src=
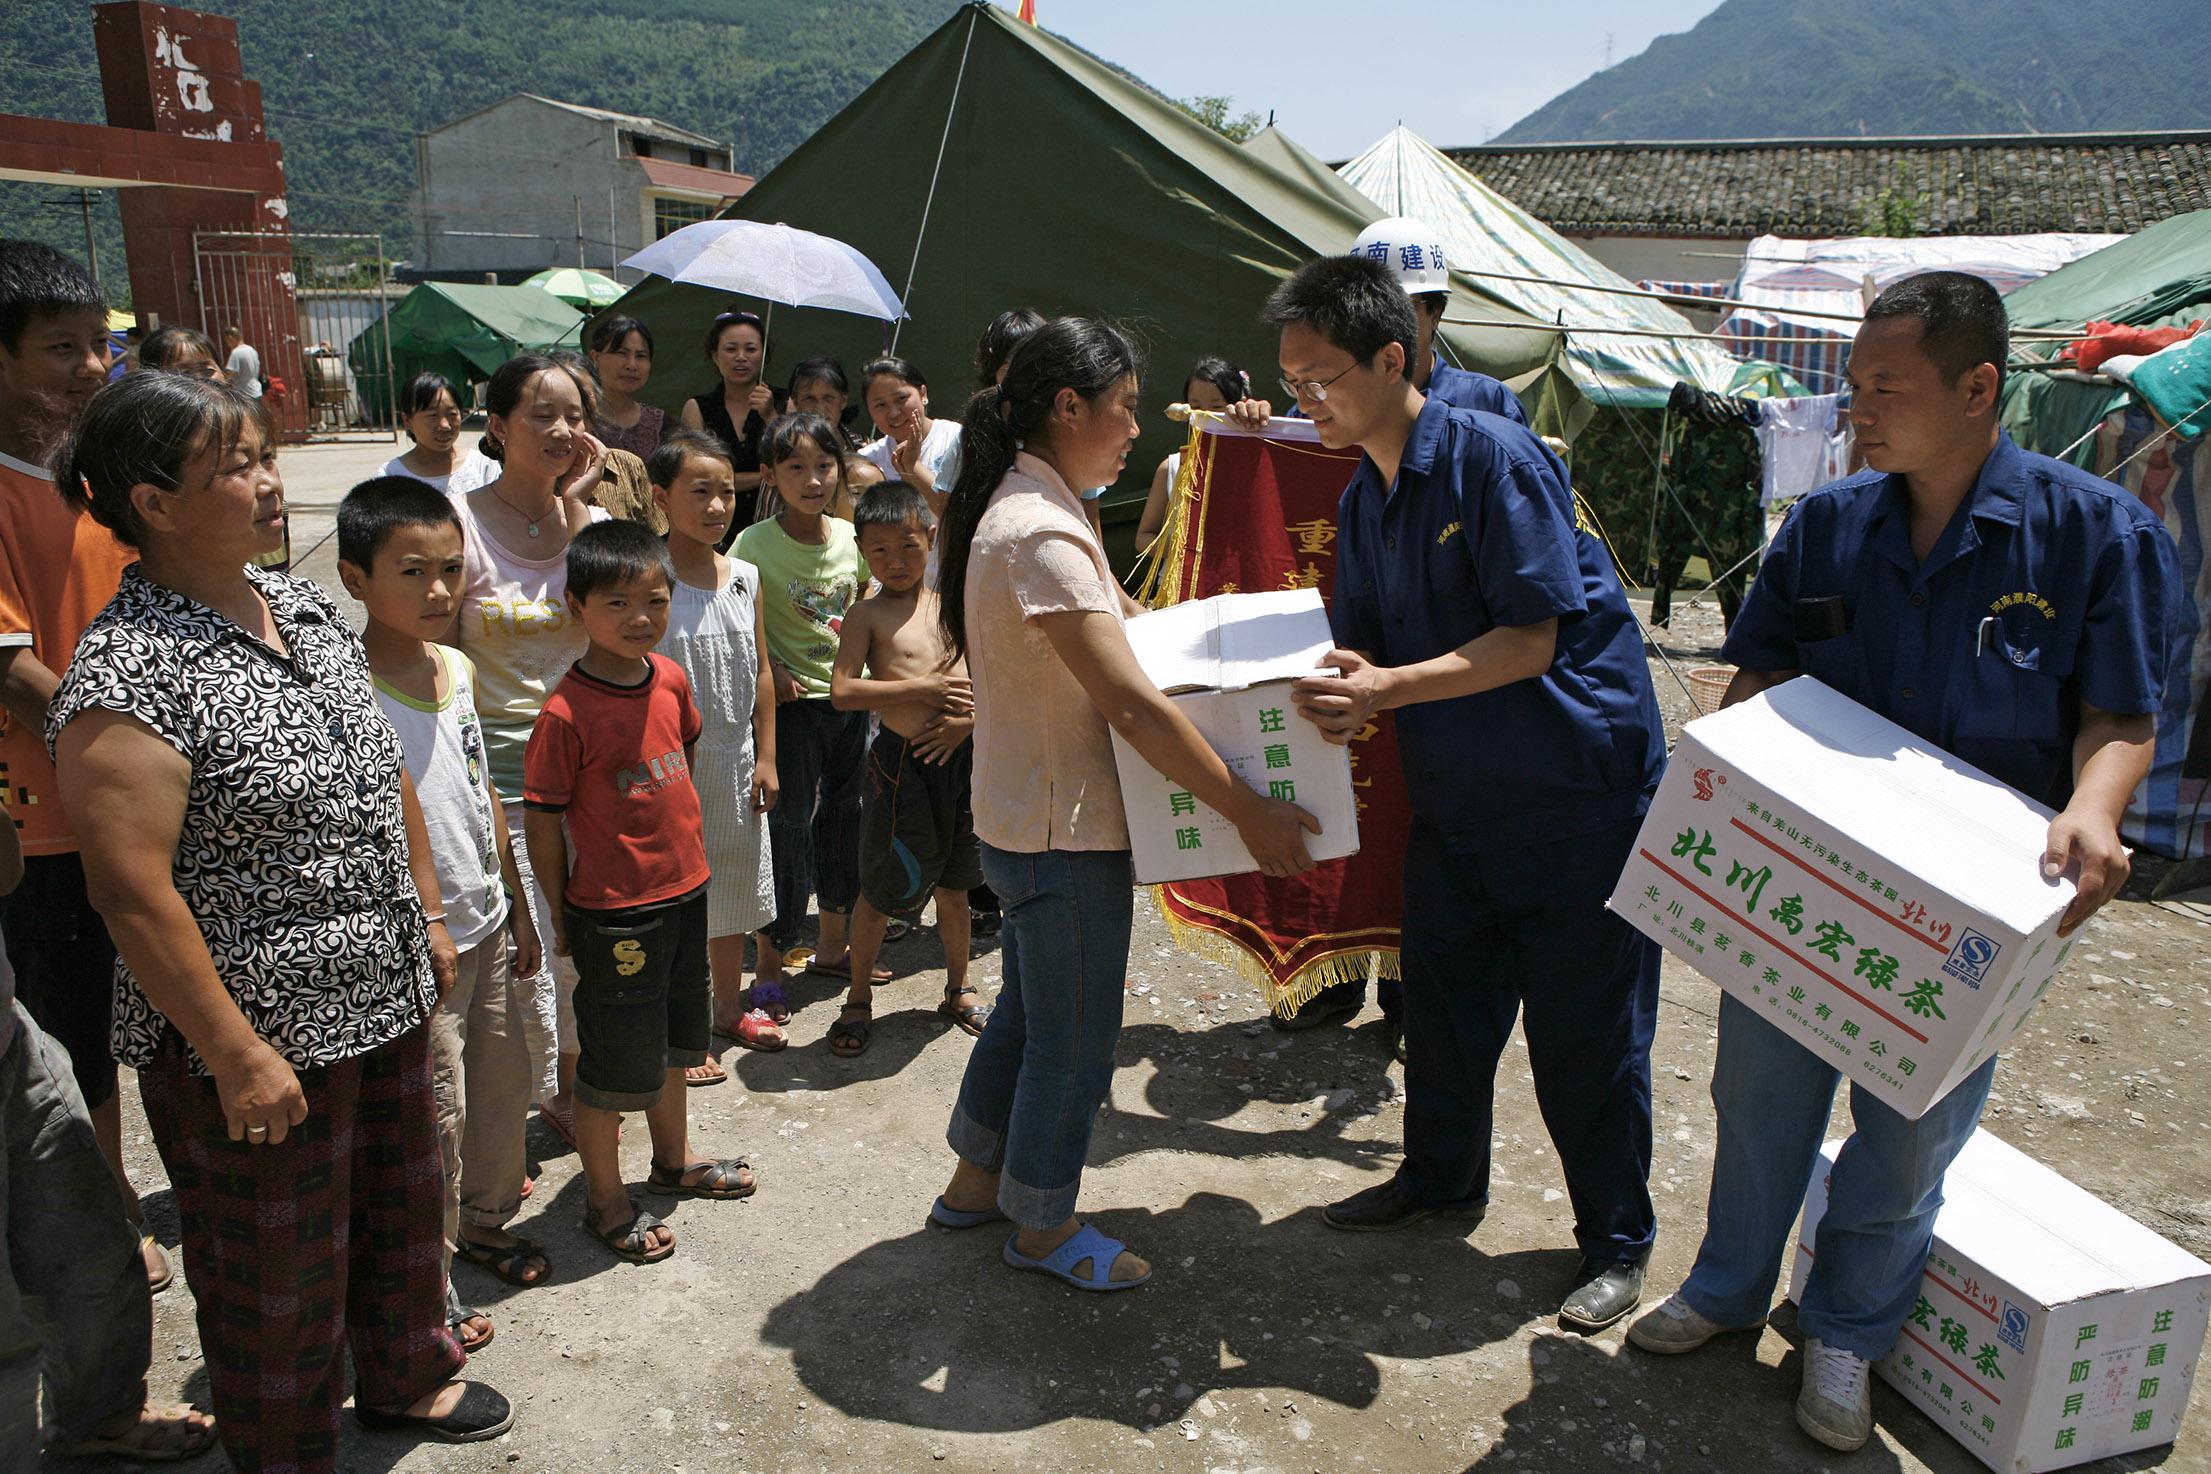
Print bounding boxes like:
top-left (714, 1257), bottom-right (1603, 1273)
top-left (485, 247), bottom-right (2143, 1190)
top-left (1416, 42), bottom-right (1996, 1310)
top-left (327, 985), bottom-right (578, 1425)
top-left (1794, 1130), bottom-right (2210, 1472)
top-left (1606, 678), bottom-right (2079, 1121)
top-left (1108, 590), bottom-right (1361, 884)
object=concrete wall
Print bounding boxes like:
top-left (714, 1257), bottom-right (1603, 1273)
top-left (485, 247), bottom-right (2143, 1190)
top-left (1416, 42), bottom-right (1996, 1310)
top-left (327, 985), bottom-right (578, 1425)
top-left (1571, 234), bottom-right (1752, 320)
top-left (415, 98), bottom-right (635, 278)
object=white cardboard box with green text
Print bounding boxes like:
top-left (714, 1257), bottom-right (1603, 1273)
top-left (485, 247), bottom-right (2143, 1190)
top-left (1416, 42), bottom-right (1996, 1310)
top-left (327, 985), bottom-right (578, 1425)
top-left (1792, 1129), bottom-right (2208, 1472)
top-left (1111, 588), bottom-right (1359, 885)
top-left (1606, 678), bottom-right (2077, 1119)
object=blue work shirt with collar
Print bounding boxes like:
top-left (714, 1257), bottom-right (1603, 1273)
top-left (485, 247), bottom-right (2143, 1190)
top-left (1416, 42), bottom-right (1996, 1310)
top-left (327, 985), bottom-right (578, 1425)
top-left (1721, 431), bottom-right (2182, 810)
top-left (1428, 355), bottom-right (1527, 425)
top-left (1331, 394), bottom-right (1664, 854)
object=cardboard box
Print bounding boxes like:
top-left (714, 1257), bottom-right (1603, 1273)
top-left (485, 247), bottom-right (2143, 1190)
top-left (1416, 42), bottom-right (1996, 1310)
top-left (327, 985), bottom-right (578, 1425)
top-left (1791, 1129), bottom-right (2209, 1472)
top-left (1112, 588), bottom-right (1359, 884)
top-left (1606, 677), bottom-right (2077, 1119)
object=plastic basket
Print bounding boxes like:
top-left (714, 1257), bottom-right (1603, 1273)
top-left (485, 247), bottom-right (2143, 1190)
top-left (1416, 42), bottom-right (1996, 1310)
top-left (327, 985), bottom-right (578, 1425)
top-left (1686, 664), bottom-right (1736, 717)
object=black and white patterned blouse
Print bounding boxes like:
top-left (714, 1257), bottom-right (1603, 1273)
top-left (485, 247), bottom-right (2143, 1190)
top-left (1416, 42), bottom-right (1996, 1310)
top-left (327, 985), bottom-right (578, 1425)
top-left (47, 565), bottom-right (435, 1073)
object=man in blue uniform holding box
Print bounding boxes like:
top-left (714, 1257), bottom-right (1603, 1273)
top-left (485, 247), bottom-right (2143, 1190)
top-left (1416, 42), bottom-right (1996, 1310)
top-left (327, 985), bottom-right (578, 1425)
top-left (1239, 217), bottom-right (1527, 1059)
top-left (1630, 272), bottom-right (2181, 1453)
top-left (1271, 252), bottom-right (1667, 1331)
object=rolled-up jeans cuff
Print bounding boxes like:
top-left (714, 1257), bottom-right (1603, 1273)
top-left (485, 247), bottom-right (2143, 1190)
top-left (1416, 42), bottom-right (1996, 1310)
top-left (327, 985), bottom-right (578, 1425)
top-left (946, 1101), bottom-right (1005, 1174)
top-left (995, 1170), bottom-right (1080, 1231)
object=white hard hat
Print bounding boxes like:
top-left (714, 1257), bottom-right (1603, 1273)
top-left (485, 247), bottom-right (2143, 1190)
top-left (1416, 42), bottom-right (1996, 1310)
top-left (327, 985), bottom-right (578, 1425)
top-left (1351, 217), bottom-right (1451, 296)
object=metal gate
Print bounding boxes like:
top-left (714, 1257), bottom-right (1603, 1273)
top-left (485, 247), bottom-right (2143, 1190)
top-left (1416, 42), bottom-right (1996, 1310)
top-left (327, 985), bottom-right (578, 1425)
top-left (192, 230), bottom-right (399, 442)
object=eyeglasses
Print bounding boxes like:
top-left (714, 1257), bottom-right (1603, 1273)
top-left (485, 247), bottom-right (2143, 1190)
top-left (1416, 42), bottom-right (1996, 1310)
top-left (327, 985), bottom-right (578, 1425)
top-left (1277, 360), bottom-right (1361, 405)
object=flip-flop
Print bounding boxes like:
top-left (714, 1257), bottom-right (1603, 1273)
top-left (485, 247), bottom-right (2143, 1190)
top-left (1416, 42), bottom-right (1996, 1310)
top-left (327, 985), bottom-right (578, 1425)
top-left (585, 1199), bottom-right (674, 1263)
top-left (684, 1056), bottom-right (728, 1087)
top-left (928, 1194), bottom-right (1009, 1230)
top-left (52, 1403), bottom-right (218, 1463)
top-left (726, 1007), bottom-right (786, 1052)
top-left (141, 1232), bottom-right (174, 1295)
top-left (803, 954), bottom-right (894, 982)
top-left (745, 979), bottom-right (793, 1025)
top-left (1002, 1224), bottom-right (1150, 1292)
top-left (828, 1001), bottom-right (872, 1057)
top-left (447, 1302), bottom-right (494, 1353)
top-left (455, 1233), bottom-right (550, 1287)
top-left (646, 1157), bottom-right (757, 1200)
top-left (539, 1104), bottom-right (580, 1154)
top-left (938, 984), bottom-right (989, 1038)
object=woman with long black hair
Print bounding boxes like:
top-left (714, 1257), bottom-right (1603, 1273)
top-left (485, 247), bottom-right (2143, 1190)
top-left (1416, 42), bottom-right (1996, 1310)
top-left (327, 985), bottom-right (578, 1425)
top-left (926, 318), bottom-right (1316, 1290)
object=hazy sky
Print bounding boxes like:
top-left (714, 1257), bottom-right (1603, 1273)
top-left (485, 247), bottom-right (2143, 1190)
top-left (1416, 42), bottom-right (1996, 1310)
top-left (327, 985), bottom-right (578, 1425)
top-left (1024, 0), bottom-right (1729, 158)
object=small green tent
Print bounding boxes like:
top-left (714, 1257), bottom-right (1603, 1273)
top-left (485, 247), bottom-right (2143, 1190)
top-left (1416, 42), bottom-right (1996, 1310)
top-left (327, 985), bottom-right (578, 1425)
top-left (350, 282), bottom-right (585, 423)
top-left (604, 3), bottom-right (1574, 563)
top-left (1999, 210), bottom-right (2211, 464)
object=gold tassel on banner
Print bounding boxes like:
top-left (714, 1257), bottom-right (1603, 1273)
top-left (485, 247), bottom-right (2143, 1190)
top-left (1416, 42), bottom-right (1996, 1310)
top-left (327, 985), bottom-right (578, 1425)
top-left (1133, 416), bottom-right (1209, 609)
top-left (1148, 887), bottom-right (1401, 1018)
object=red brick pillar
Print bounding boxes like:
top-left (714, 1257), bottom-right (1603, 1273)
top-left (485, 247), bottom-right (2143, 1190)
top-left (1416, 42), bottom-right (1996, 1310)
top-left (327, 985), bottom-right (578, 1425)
top-left (96, 2), bottom-right (303, 438)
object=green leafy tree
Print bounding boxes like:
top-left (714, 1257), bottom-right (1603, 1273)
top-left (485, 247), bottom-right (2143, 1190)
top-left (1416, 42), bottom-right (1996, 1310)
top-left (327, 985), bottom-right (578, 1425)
top-left (1176, 94), bottom-right (1263, 142)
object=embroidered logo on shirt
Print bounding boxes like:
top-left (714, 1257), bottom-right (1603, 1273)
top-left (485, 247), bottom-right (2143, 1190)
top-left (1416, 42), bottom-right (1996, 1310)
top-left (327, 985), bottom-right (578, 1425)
top-left (1435, 520), bottom-right (1464, 547)
top-left (1989, 591), bottom-right (2056, 619)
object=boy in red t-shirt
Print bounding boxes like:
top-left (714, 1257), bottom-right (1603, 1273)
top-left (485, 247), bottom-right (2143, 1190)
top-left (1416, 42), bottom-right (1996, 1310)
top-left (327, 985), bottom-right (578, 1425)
top-left (523, 521), bottom-right (758, 1264)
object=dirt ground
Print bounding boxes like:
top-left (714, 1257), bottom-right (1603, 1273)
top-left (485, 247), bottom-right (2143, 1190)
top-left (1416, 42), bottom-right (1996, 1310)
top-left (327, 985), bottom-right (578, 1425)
top-left (51, 440), bottom-right (2211, 1473)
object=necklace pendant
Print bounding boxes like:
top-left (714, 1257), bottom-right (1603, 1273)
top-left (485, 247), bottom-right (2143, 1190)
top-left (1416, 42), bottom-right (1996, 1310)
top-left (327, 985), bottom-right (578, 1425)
top-left (526, 522), bottom-right (541, 538)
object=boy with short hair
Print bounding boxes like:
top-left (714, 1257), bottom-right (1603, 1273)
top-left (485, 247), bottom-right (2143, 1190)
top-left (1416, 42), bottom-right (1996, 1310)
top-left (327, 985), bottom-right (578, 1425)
top-left (523, 520), bottom-right (757, 1264)
top-left (0, 240), bottom-right (168, 1291)
top-left (338, 476), bottom-right (549, 1344)
top-left (826, 482), bottom-right (985, 1056)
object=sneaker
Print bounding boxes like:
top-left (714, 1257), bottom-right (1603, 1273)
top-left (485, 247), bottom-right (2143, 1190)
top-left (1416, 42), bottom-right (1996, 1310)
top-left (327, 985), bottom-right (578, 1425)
top-left (1626, 1292), bottom-right (1755, 1354)
top-left (1795, 1338), bottom-right (1873, 1452)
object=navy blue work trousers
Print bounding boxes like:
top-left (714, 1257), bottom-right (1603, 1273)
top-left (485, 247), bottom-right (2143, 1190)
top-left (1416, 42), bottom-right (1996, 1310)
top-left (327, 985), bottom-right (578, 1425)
top-left (1395, 811), bottom-right (1660, 1264)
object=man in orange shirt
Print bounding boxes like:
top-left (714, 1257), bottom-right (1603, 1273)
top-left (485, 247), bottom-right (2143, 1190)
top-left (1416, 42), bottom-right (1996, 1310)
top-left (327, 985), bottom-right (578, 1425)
top-left (0, 242), bottom-right (151, 1279)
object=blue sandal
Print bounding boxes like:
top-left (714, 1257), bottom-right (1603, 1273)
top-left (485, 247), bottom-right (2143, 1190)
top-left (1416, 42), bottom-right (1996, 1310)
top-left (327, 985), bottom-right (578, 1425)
top-left (1001, 1223), bottom-right (1150, 1291)
top-left (928, 1195), bottom-right (1009, 1230)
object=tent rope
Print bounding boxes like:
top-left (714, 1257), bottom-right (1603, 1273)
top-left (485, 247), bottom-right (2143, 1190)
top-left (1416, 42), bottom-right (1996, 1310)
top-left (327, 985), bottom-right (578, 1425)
top-left (891, 7), bottom-right (976, 354)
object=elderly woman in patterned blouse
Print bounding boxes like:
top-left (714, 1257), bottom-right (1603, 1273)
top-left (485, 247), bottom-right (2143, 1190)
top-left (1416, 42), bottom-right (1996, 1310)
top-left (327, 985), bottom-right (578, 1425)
top-left (48, 372), bottom-right (514, 1472)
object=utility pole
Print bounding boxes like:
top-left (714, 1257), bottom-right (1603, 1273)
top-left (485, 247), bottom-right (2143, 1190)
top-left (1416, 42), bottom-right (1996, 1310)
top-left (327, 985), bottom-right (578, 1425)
top-left (608, 185), bottom-right (618, 277)
top-left (574, 196), bottom-right (585, 269)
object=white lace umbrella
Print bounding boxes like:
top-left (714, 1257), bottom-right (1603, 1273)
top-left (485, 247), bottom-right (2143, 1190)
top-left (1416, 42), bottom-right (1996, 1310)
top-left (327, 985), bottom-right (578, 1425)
top-left (624, 220), bottom-right (907, 322)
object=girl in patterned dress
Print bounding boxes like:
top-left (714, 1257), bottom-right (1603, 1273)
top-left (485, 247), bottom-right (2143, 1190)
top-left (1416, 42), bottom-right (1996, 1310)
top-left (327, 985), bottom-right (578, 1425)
top-left (650, 429), bottom-right (784, 1069)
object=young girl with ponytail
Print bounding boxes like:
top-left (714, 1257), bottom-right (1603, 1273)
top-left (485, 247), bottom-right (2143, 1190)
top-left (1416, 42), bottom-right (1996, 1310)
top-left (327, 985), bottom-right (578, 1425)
top-left (927, 318), bottom-right (1318, 1291)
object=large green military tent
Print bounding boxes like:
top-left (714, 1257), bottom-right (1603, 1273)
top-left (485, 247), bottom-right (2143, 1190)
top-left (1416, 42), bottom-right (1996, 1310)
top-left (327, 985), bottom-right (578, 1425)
top-left (350, 281), bottom-right (585, 422)
top-left (605, 2), bottom-right (1574, 561)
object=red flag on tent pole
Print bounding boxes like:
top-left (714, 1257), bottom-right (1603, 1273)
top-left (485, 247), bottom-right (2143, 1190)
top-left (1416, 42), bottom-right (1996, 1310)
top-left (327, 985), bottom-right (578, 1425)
top-left (1016, 0), bottom-right (1037, 22)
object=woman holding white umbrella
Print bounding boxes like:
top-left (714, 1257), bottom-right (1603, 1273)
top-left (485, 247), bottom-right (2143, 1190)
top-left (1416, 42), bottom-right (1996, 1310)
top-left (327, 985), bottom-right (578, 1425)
top-left (679, 309), bottom-right (779, 535)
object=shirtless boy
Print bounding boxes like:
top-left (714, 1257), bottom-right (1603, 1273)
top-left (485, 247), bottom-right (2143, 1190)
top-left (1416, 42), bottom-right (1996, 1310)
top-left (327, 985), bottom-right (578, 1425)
top-left (826, 482), bottom-right (986, 1056)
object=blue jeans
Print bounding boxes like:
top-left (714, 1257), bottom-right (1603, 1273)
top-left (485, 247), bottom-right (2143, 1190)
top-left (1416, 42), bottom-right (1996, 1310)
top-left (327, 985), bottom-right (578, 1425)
top-left (946, 845), bottom-right (1133, 1230)
top-left (1395, 815), bottom-right (1660, 1263)
top-left (1681, 992), bottom-right (1997, 1360)
top-left (0, 1001), bottom-right (151, 1445)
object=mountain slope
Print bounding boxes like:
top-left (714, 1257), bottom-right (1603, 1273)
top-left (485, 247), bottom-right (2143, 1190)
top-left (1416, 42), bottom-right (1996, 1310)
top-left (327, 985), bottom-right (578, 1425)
top-left (0, 0), bottom-right (960, 282)
top-left (1499, 0), bottom-right (2211, 143)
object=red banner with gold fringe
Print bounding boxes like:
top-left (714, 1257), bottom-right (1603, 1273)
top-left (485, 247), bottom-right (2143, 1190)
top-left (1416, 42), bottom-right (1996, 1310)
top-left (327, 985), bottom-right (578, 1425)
top-left (1139, 418), bottom-right (1408, 1015)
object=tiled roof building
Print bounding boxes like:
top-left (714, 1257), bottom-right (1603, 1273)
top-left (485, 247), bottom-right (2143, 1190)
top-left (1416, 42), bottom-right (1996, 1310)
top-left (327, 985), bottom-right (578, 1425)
top-left (1443, 132), bottom-right (2211, 239)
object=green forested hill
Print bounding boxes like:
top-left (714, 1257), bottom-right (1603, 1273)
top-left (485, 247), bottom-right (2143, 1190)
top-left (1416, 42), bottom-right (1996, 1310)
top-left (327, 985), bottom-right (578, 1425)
top-left (1499, 0), bottom-right (2211, 143)
top-left (0, 0), bottom-right (961, 296)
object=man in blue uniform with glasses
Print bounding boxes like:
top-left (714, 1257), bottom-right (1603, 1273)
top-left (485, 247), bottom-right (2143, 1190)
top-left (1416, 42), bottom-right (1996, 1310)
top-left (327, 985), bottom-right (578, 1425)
top-left (1266, 252), bottom-right (1667, 1333)
top-left (1630, 272), bottom-right (2181, 1454)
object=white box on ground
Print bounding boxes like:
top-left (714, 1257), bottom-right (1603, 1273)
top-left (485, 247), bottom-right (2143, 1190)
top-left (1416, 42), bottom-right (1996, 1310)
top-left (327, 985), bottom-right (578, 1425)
top-left (1790, 1129), bottom-right (2208, 1472)
top-left (1606, 677), bottom-right (2077, 1119)
top-left (1112, 588), bottom-right (1359, 884)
